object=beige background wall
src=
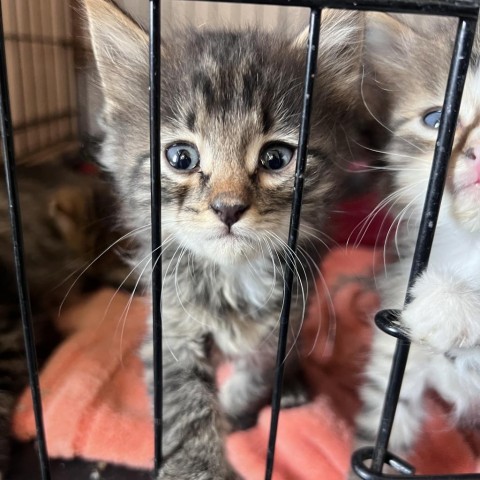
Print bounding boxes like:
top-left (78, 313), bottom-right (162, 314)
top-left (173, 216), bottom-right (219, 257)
top-left (115, 0), bottom-right (307, 32)
top-left (1, 0), bottom-right (78, 163)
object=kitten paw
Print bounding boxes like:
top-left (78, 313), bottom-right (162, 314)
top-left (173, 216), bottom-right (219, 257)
top-left (402, 269), bottom-right (480, 353)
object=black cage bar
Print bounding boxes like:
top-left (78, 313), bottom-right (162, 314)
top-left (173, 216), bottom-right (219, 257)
top-left (0, 2), bottom-right (51, 479)
top-left (0, 1), bottom-right (479, 480)
top-left (149, 1), bottom-right (163, 477)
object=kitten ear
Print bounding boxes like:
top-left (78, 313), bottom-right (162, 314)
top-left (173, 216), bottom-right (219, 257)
top-left (320, 9), bottom-right (364, 53)
top-left (321, 10), bottom-right (365, 95)
top-left (293, 10), bottom-right (365, 95)
top-left (365, 12), bottom-right (418, 62)
top-left (82, 0), bottom-right (149, 121)
top-left (364, 12), bottom-right (453, 81)
top-left (369, 13), bottom-right (480, 78)
top-left (292, 10), bottom-right (363, 51)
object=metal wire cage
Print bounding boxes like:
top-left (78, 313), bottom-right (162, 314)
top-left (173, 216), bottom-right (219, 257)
top-left (1, 0), bottom-right (480, 480)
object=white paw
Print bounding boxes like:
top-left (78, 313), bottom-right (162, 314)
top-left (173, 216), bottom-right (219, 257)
top-left (402, 269), bottom-right (480, 353)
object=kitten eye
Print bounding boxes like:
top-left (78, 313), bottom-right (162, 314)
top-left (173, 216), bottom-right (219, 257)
top-left (259, 143), bottom-right (295, 171)
top-left (423, 109), bottom-right (442, 129)
top-left (165, 143), bottom-right (200, 170)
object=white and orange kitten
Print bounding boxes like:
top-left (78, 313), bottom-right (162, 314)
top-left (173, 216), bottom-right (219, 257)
top-left (353, 12), bottom-right (480, 470)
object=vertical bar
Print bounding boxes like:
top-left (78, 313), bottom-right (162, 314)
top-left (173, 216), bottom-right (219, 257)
top-left (4, 0), bottom-right (27, 157)
top-left (0, 2), bottom-right (51, 480)
top-left (150, 0), bottom-right (163, 476)
top-left (370, 16), bottom-right (477, 474)
top-left (264, 8), bottom-right (321, 480)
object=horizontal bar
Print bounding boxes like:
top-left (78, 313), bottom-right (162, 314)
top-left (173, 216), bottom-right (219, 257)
top-left (4, 34), bottom-right (73, 47)
top-left (16, 139), bottom-right (79, 166)
top-left (374, 310), bottom-right (409, 341)
top-left (13, 109), bottom-right (77, 134)
top-left (352, 448), bottom-right (480, 480)
top-left (182, 0), bottom-right (480, 17)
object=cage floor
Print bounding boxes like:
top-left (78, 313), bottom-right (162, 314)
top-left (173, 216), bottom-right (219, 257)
top-left (8, 441), bottom-right (150, 480)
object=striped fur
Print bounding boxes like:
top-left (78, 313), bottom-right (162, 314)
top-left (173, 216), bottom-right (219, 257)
top-left (352, 13), bottom-right (480, 476)
top-left (84, 1), bottom-right (366, 478)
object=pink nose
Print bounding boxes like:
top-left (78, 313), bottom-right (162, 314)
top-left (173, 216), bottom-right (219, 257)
top-left (465, 146), bottom-right (480, 161)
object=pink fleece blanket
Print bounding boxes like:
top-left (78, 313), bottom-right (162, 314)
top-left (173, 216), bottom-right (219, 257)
top-left (11, 247), bottom-right (480, 478)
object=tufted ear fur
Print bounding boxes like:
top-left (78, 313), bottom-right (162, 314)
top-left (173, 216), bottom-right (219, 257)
top-left (292, 9), bottom-right (365, 98)
top-left (82, 0), bottom-right (149, 122)
top-left (365, 13), bottom-right (418, 76)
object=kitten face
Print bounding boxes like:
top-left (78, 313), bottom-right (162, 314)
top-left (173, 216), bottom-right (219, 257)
top-left (157, 30), bottom-right (302, 264)
top-left (366, 13), bottom-right (480, 232)
top-left (85, 1), bottom-right (364, 264)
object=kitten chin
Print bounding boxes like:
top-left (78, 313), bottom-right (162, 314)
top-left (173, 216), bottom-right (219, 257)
top-left (180, 231), bottom-right (259, 266)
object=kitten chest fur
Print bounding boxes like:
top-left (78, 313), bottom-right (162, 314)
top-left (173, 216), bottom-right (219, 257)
top-left (427, 215), bottom-right (480, 282)
top-left (155, 240), bottom-right (290, 357)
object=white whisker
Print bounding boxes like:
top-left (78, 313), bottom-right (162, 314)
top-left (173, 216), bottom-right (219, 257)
top-left (57, 223), bottom-right (151, 317)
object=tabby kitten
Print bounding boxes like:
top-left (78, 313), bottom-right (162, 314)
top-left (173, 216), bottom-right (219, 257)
top-left (353, 13), bottom-right (480, 469)
top-left (0, 162), bottom-right (131, 477)
top-left (85, 1), bottom-right (365, 478)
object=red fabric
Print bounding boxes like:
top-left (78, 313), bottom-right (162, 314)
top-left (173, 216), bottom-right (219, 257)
top-left (11, 248), bottom-right (480, 477)
top-left (332, 192), bottom-right (391, 247)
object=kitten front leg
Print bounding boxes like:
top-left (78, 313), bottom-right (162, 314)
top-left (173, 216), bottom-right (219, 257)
top-left (350, 334), bottom-right (429, 479)
top-left (402, 268), bottom-right (480, 354)
top-left (219, 345), bottom-right (308, 431)
top-left (141, 332), bottom-right (237, 480)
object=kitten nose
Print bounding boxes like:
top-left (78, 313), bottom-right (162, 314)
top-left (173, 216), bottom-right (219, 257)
top-left (211, 200), bottom-right (249, 228)
top-left (465, 146), bottom-right (480, 161)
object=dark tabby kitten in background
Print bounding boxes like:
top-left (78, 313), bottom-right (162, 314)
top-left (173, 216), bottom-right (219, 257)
top-left (0, 161), bottom-right (132, 478)
top-left (85, 1), bottom-right (365, 478)
top-left (351, 13), bottom-right (480, 476)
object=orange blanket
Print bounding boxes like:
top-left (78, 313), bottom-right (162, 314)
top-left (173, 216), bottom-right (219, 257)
top-left (12, 247), bottom-right (480, 478)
